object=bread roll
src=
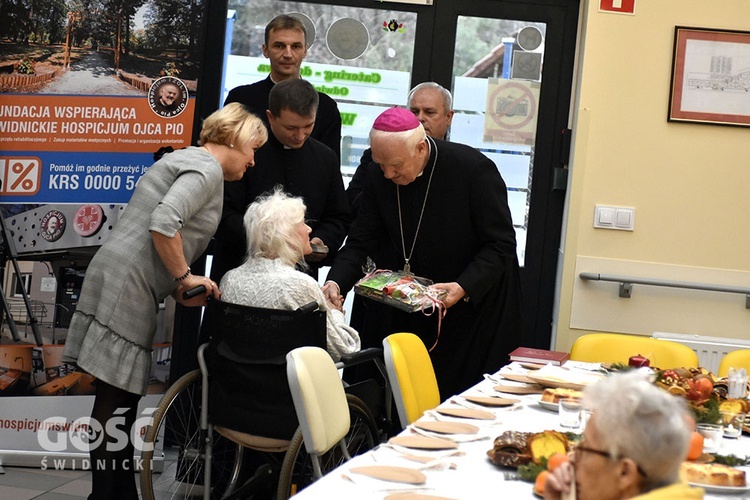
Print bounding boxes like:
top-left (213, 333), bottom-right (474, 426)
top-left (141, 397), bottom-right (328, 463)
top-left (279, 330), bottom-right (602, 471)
top-left (541, 388), bottom-right (583, 403)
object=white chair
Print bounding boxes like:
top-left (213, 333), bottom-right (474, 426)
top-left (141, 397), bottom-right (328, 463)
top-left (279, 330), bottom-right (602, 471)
top-left (286, 346), bottom-right (352, 480)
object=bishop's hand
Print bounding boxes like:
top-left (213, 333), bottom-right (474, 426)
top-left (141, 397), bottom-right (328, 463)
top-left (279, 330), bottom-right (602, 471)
top-left (430, 282), bottom-right (465, 308)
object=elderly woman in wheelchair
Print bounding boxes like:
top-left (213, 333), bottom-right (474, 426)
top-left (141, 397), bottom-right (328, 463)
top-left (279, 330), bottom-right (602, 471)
top-left (139, 190), bottom-right (384, 500)
top-left (220, 187), bottom-right (360, 361)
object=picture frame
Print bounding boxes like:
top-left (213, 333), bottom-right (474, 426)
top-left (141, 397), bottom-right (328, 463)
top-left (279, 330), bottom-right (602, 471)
top-left (668, 26), bottom-right (750, 127)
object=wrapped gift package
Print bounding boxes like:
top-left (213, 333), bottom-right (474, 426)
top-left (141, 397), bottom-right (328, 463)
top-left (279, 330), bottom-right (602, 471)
top-left (354, 270), bottom-right (446, 313)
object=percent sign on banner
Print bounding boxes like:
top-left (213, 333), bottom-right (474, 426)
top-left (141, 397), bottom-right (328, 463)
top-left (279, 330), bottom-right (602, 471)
top-left (1, 157), bottom-right (42, 196)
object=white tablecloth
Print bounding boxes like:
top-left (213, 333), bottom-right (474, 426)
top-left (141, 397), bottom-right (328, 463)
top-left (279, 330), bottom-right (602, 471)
top-left (292, 364), bottom-right (750, 499)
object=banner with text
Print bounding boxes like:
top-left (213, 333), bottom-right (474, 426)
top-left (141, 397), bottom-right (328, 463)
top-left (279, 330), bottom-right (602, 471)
top-left (1, 92), bottom-right (195, 204)
top-left (1, 0), bottom-right (204, 205)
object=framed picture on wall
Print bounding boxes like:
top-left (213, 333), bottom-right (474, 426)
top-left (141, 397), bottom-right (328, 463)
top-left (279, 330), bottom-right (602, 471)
top-left (668, 26), bottom-right (750, 127)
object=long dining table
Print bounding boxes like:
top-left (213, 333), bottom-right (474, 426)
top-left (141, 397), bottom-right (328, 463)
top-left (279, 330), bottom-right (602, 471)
top-left (291, 361), bottom-right (750, 499)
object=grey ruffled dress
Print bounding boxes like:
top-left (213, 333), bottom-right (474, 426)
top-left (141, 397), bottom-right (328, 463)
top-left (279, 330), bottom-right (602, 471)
top-left (62, 147), bottom-right (223, 395)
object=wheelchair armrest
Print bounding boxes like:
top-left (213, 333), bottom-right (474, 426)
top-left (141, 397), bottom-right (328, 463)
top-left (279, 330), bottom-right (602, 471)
top-left (296, 301), bottom-right (320, 314)
top-left (339, 347), bottom-right (383, 368)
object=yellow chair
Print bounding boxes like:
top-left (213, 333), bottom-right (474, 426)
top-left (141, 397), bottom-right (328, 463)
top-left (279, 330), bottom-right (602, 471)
top-left (569, 333), bottom-right (699, 368)
top-left (718, 350), bottom-right (750, 378)
top-left (383, 333), bottom-right (441, 429)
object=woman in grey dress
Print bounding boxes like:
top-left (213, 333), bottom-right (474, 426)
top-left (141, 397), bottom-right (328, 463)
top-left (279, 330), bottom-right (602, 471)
top-left (61, 102), bottom-right (267, 500)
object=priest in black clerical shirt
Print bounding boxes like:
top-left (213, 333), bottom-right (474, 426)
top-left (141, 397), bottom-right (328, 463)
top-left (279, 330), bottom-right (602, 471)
top-left (223, 14), bottom-right (341, 160)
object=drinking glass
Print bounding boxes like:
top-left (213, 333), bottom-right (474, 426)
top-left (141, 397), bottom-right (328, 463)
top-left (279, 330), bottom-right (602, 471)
top-left (559, 398), bottom-right (582, 429)
top-left (720, 411), bottom-right (745, 439)
top-left (581, 409), bottom-right (593, 430)
top-left (696, 423), bottom-right (724, 453)
top-left (727, 367), bottom-right (748, 399)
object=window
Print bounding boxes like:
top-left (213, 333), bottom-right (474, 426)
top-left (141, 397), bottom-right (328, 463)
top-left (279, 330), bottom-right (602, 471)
top-left (451, 17), bottom-right (547, 266)
top-left (222, 0), bottom-right (418, 175)
top-left (13, 273), bottom-right (31, 297)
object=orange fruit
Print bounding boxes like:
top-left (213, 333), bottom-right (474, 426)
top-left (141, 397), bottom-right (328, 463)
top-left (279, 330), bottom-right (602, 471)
top-left (686, 431), bottom-right (704, 460)
top-left (535, 470), bottom-right (550, 495)
top-left (694, 376), bottom-right (713, 396)
top-left (548, 452), bottom-right (570, 472)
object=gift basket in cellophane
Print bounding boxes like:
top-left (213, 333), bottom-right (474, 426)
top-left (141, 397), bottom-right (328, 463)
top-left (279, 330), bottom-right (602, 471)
top-left (353, 270), bottom-right (447, 313)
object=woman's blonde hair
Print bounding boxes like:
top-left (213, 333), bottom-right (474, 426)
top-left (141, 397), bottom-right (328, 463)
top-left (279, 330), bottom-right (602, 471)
top-left (244, 188), bottom-right (308, 268)
top-left (199, 102), bottom-right (268, 151)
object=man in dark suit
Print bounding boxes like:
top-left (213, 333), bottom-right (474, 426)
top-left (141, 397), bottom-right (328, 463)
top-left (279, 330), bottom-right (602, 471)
top-left (224, 14), bottom-right (341, 160)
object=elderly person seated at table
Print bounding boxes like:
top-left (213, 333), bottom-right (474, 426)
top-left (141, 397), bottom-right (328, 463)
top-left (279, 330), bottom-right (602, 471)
top-left (220, 188), bottom-right (360, 360)
top-left (545, 371), bottom-right (704, 500)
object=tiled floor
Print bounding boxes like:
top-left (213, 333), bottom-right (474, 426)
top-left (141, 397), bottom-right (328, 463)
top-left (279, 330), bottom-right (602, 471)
top-left (0, 465), bottom-right (174, 499)
top-left (0, 465), bottom-right (92, 499)
top-left (0, 445), bottom-right (210, 499)
top-left (1, 324), bottom-right (93, 499)
top-left (0, 447), bottom-right (189, 499)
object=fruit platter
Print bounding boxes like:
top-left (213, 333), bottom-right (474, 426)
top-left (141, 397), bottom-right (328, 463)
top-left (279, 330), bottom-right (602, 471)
top-left (651, 366), bottom-right (750, 427)
top-left (488, 363), bottom-right (750, 496)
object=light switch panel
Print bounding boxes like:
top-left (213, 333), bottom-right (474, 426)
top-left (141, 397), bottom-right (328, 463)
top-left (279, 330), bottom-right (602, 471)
top-left (615, 208), bottom-right (634, 229)
top-left (594, 205), bottom-right (635, 231)
top-left (597, 207), bottom-right (614, 225)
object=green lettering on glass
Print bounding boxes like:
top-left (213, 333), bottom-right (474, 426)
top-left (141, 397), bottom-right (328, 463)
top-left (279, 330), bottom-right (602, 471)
top-left (321, 70), bottom-right (383, 84)
top-left (314, 85), bottom-right (350, 97)
top-left (340, 113), bottom-right (357, 126)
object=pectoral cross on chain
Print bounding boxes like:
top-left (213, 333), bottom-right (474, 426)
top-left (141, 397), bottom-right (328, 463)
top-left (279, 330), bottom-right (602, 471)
top-left (403, 260), bottom-right (412, 275)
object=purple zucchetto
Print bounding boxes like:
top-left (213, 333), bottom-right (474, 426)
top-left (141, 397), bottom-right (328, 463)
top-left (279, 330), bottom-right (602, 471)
top-left (372, 107), bottom-right (420, 132)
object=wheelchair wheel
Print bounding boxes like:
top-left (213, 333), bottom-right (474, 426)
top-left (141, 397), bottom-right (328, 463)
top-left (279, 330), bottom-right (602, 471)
top-left (140, 369), bottom-right (243, 500)
top-left (276, 394), bottom-right (379, 499)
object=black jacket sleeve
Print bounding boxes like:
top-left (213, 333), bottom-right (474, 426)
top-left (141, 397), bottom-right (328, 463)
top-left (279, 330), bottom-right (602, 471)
top-left (346, 148), bottom-right (373, 216)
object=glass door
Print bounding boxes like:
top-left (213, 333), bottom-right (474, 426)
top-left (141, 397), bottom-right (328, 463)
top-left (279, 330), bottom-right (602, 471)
top-left (450, 17), bottom-right (547, 267)
top-left (221, 0), bottom-right (424, 182)
top-left (218, 0), bottom-right (579, 348)
top-left (430, 1), bottom-right (580, 347)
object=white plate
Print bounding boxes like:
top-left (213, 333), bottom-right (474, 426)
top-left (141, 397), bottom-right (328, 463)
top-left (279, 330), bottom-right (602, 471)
top-left (687, 483), bottom-right (750, 494)
top-left (537, 400), bottom-right (559, 412)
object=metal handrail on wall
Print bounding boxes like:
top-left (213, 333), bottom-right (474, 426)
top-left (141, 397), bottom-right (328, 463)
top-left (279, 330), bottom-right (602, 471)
top-left (579, 272), bottom-right (750, 309)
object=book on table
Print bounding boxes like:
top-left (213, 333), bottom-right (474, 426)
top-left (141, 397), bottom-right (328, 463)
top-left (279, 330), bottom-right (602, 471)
top-left (509, 346), bottom-right (570, 366)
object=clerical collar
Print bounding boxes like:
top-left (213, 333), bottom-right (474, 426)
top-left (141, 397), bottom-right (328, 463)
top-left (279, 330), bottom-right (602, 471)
top-left (268, 132), bottom-right (296, 150)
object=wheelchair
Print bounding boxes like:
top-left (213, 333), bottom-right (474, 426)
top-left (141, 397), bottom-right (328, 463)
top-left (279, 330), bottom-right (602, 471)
top-left (139, 298), bottom-right (392, 500)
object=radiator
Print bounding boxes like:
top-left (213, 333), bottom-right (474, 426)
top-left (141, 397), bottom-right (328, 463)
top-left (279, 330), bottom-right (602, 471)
top-left (652, 332), bottom-right (750, 374)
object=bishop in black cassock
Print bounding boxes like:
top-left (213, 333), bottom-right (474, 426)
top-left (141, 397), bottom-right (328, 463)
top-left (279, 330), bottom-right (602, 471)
top-left (325, 107), bottom-right (524, 398)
